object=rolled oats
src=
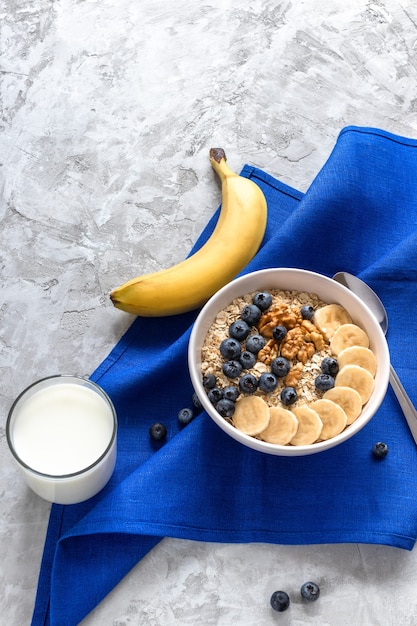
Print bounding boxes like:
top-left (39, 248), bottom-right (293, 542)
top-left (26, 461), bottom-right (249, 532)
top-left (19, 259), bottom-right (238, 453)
top-left (201, 289), bottom-right (331, 410)
top-left (200, 288), bottom-right (376, 445)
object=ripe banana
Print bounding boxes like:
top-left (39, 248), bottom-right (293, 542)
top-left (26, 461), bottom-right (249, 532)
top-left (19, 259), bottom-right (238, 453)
top-left (309, 399), bottom-right (348, 440)
top-left (290, 406), bottom-right (323, 446)
top-left (232, 395), bottom-right (270, 436)
top-left (323, 386), bottom-right (363, 424)
top-left (313, 304), bottom-right (353, 340)
top-left (337, 346), bottom-right (377, 376)
top-left (259, 406), bottom-right (299, 445)
top-left (110, 148), bottom-right (267, 316)
top-left (335, 364), bottom-right (375, 404)
top-left (330, 323), bottom-right (370, 355)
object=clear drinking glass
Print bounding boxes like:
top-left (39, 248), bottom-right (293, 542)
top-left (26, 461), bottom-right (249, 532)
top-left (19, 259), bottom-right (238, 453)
top-left (6, 375), bottom-right (117, 505)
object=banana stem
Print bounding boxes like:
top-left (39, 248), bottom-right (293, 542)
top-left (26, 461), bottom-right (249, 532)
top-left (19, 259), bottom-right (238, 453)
top-left (210, 148), bottom-right (226, 163)
top-left (210, 148), bottom-right (237, 181)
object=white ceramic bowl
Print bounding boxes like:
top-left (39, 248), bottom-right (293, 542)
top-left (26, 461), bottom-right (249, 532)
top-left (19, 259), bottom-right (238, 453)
top-left (188, 268), bottom-right (390, 456)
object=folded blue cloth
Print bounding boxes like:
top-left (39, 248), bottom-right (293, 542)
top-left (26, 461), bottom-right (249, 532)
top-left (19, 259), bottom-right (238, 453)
top-left (32, 126), bottom-right (417, 626)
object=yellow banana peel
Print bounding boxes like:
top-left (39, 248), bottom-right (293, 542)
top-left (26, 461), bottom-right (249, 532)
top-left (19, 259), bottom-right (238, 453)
top-left (110, 148), bottom-right (267, 316)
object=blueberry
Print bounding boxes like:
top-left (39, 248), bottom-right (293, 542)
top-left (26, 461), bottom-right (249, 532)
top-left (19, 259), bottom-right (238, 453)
top-left (239, 350), bottom-right (257, 370)
top-left (203, 373), bottom-right (216, 389)
top-left (271, 356), bottom-right (291, 378)
top-left (192, 392), bottom-right (203, 413)
top-left (178, 407), bottom-right (194, 426)
top-left (239, 373), bottom-right (258, 394)
top-left (252, 291), bottom-right (273, 311)
top-left (229, 319), bottom-right (251, 341)
top-left (149, 422), bottom-right (167, 441)
top-left (207, 387), bottom-right (224, 404)
top-left (270, 590), bottom-right (290, 612)
top-left (216, 398), bottom-right (236, 417)
top-left (373, 442), bottom-right (389, 459)
top-left (223, 385), bottom-right (239, 402)
top-left (245, 334), bottom-right (266, 354)
top-left (300, 581), bottom-right (320, 602)
top-left (222, 360), bottom-right (243, 379)
top-left (315, 374), bottom-right (335, 391)
top-left (272, 325), bottom-right (287, 342)
top-left (321, 357), bottom-right (339, 376)
top-left (240, 304), bottom-right (262, 327)
top-left (280, 386), bottom-right (298, 406)
top-left (301, 305), bottom-right (314, 320)
top-left (220, 337), bottom-right (241, 360)
top-left (258, 372), bottom-right (278, 393)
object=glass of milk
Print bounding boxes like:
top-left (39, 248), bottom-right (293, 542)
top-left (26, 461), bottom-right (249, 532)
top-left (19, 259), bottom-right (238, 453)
top-left (6, 375), bottom-right (117, 505)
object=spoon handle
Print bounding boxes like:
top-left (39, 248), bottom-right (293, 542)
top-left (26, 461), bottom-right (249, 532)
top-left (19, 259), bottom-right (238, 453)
top-left (389, 364), bottom-right (417, 444)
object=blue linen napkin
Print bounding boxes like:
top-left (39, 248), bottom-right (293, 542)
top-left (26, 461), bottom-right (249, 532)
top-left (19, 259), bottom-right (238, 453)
top-left (32, 126), bottom-right (417, 626)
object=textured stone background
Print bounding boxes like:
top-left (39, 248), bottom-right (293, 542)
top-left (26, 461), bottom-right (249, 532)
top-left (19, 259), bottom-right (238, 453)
top-left (1, 1), bottom-right (417, 624)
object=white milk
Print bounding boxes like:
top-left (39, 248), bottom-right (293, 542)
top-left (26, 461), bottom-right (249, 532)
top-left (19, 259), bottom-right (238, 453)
top-left (7, 377), bottom-right (117, 504)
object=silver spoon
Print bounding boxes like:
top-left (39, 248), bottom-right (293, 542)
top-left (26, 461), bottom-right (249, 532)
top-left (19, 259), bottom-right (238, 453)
top-left (333, 272), bottom-right (417, 445)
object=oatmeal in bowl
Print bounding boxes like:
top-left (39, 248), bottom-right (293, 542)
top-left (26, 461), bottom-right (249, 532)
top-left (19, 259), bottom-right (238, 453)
top-left (188, 268), bottom-right (390, 456)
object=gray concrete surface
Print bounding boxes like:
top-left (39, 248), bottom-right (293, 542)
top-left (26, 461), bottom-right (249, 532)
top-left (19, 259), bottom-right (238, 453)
top-left (1, 1), bottom-right (417, 624)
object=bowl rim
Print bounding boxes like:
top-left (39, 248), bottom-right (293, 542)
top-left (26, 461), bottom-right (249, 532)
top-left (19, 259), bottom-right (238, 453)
top-left (188, 267), bottom-right (390, 456)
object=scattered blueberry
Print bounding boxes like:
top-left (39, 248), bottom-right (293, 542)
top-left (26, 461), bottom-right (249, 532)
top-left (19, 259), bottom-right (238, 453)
top-left (229, 319), bottom-right (251, 341)
top-left (315, 374), bottom-right (335, 391)
top-left (321, 357), bottom-right (339, 376)
top-left (149, 422), bottom-right (167, 441)
top-left (270, 590), bottom-right (290, 612)
top-left (207, 387), bottom-right (224, 404)
top-left (301, 305), bottom-right (314, 320)
top-left (240, 304), bottom-right (262, 327)
top-left (178, 407), bottom-right (194, 426)
top-left (216, 398), bottom-right (236, 418)
top-left (253, 291), bottom-right (273, 311)
top-left (239, 373), bottom-right (258, 394)
top-left (239, 350), bottom-right (257, 370)
top-left (258, 372), bottom-right (278, 393)
top-left (373, 441), bottom-right (389, 459)
top-left (300, 581), bottom-right (320, 602)
top-left (220, 337), bottom-right (241, 360)
top-left (203, 373), bottom-right (216, 389)
top-left (222, 360), bottom-right (243, 379)
top-left (223, 385), bottom-right (240, 402)
top-left (271, 356), bottom-right (291, 378)
top-left (281, 386), bottom-right (298, 406)
top-left (245, 334), bottom-right (266, 354)
top-left (272, 325), bottom-right (287, 342)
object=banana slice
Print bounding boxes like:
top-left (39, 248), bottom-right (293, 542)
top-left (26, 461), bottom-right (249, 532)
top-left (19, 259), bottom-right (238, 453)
top-left (330, 323), bottom-right (370, 356)
top-left (335, 364), bottom-right (374, 404)
top-left (309, 399), bottom-right (348, 440)
top-left (232, 395), bottom-right (270, 436)
top-left (323, 386), bottom-right (363, 425)
top-left (290, 406), bottom-right (323, 446)
top-left (313, 304), bottom-right (352, 340)
top-left (259, 407), bottom-right (299, 445)
top-left (337, 345), bottom-right (376, 376)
